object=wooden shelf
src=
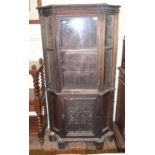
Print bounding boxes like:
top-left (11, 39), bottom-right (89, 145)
top-left (105, 46), bottom-right (113, 50)
top-left (60, 48), bottom-right (97, 53)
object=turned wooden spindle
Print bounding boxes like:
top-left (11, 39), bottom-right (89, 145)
top-left (39, 58), bottom-right (45, 95)
top-left (39, 58), bottom-right (47, 126)
top-left (32, 75), bottom-right (40, 107)
top-left (37, 112), bottom-right (44, 145)
top-left (31, 64), bottom-right (43, 145)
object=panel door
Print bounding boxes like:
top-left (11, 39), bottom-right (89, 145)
top-left (61, 94), bottom-right (99, 137)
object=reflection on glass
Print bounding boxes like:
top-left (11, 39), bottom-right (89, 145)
top-left (60, 17), bottom-right (97, 49)
top-left (70, 18), bottom-right (84, 32)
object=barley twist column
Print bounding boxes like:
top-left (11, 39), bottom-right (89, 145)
top-left (39, 58), bottom-right (47, 127)
top-left (32, 65), bottom-right (43, 145)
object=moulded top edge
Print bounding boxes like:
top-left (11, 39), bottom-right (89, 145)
top-left (37, 3), bottom-right (121, 10)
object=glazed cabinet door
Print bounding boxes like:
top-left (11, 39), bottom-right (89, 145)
top-left (39, 13), bottom-right (117, 92)
top-left (56, 14), bottom-right (117, 91)
top-left (57, 16), bottom-right (98, 90)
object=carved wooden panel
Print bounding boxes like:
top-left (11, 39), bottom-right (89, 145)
top-left (64, 99), bottom-right (95, 135)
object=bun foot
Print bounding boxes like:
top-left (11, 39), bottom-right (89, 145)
top-left (58, 142), bottom-right (68, 149)
top-left (96, 142), bottom-right (104, 150)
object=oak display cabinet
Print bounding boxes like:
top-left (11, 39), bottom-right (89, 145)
top-left (38, 4), bottom-right (120, 149)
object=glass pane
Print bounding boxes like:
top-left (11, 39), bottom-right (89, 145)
top-left (62, 52), bottom-right (97, 71)
top-left (40, 16), bottom-right (53, 49)
top-left (47, 51), bottom-right (57, 91)
top-left (105, 15), bottom-right (114, 47)
top-left (60, 17), bottom-right (97, 49)
top-left (104, 49), bottom-right (112, 89)
top-left (62, 52), bottom-right (97, 89)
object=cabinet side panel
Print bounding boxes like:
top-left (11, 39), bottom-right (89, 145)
top-left (39, 15), bottom-right (53, 50)
top-left (47, 91), bottom-right (61, 132)
top-left (97, 15), bottom-right (105, 90)
top-left (46, 50), bottom-right (57, 91)
top-left (111, 14), bottom-right (119, 87)
top-left (104, 14), bottom-right (115, 90)
top-left (105, 91), bottom-right (114, 130)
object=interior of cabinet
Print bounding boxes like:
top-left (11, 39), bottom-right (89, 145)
top-left (59, 17), bottom-right (98, 89)
top-left (43, 14), bottom-right (116, 91)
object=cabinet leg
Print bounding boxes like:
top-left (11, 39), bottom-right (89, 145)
top-left (96, 142), bottom-right (104, 150)
top-left (107, 135), bottom-right (114, 142)
top-left (49, 134), bottom-right (57, 142)
top-left (58, 142), bottom-right (68, 149)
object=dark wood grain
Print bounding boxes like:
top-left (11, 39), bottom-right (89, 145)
top-left (29, 130), bottom-right (118, 153)
top-left (38, 4), bottom-right (120, 149)
top-left (113, 37), bottom-right (125, 152)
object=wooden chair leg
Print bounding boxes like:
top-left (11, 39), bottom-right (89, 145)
top-left (39, 58), bottom-right (45, 95)
top-left (39, 58), bottom-right (47, 128)
top-left (37, 112), bottom-right (44, 145)
top-left (32, 72), bottom-right (44, 145)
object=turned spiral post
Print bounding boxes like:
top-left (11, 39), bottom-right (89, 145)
top-left (39, 59), bottom-right (47, 126)
top-left (39, 58), bottom-right (45, 95)
top-left (31, 64), bottom-right (43, 145)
